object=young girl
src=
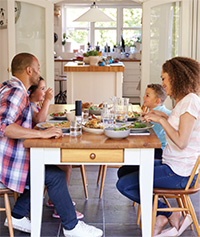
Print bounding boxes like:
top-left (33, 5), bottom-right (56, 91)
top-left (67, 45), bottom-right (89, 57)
top-left (29, 77), bottom-right (84, 220)
top-left (117, 57), bottom-right (200, 236)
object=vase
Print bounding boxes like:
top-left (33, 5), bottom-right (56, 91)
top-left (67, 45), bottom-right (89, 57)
top-left (89, 56), bottom-right (100, 66)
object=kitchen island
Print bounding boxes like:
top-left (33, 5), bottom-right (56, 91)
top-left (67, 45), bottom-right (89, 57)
top-left (64, 62), bottom-right (124, 104)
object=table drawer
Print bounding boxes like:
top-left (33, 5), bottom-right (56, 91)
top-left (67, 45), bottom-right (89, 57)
top-left (61, 149), bottom-right (124, 163)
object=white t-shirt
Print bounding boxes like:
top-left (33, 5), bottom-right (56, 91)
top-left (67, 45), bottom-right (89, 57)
top-left (162, 93), bottom-right (200, 176)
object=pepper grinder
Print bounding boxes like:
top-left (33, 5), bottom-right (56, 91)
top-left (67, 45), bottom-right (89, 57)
top-left (75, 100), bottom-right (82, 124)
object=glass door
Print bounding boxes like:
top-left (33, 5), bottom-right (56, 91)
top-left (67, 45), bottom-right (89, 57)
top-left (7, 0), bottom-right (54, 90)
top-left (141, 0), bottom-right (191, 109)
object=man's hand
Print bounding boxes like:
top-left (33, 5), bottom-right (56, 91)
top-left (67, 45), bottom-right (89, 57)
top-left (41, 126), bottom-right (63, 139)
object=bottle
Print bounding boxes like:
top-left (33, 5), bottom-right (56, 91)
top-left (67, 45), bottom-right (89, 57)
top-left (75, 100), bottom-right (82, 125)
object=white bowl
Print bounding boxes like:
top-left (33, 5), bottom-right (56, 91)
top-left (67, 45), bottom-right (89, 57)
top-left (104, 127), bottom-right (130, 139)
top-left (66, 111), bottom-right (75, 122)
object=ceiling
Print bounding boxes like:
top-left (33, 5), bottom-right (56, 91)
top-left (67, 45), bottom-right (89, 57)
top-left (54, 0), bottom-right (143, 7)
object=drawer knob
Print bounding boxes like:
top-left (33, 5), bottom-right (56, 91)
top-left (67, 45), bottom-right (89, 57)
top-left (90, 153), bottom-right (96, 159)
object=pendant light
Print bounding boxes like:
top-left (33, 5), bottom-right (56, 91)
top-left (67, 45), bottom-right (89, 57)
top-left (73, 2), bottom-right (114, 22)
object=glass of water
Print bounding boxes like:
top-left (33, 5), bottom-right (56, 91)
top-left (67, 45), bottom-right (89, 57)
top-left (70, 121), bottom-right (82, 137)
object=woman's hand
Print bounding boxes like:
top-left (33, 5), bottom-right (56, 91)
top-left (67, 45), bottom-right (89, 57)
top-left (143, 112), bottom-right (162, 123)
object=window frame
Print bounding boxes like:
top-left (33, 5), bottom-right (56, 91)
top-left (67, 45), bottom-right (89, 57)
top-left (62, 4), bottom-right (142, 49)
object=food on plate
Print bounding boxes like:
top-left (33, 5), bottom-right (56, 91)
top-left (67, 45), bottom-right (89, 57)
top-left (82, 102), bottom-right (93, 109)
top-left (128, 111), bottom-right (140, 118)
top-left (40, 121), bottom-right (71, 128)
top-left (113, 127), bottom-right (128, 131)
top-left (128, 122), bottom-right (147, 129)
top-left (50, 112), bottom-right (65, 117)
top-left (84, 119), bottom-right (104, 129)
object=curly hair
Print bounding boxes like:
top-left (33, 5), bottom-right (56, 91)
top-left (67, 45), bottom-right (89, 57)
top-left (147, 84), bottom-right (167, 103)
top-left (162, 57), bottom-right (200, 99)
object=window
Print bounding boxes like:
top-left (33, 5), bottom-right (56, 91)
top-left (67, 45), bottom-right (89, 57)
top-left (123, 8), bottom-right (142, 46)
top-left (62, 5), bottom-right (142, 52)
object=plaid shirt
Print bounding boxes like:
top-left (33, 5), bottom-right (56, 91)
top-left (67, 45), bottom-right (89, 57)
top-left (0, 77), bottom-right (32, 193)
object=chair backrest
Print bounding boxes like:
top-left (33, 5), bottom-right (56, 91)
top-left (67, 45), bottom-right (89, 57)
top-left (185, 156), bottom-right (200, 191)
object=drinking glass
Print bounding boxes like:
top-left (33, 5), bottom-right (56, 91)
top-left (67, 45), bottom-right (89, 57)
top-left (70, 121), bottom-right (82, 136)
top-left (114, 97), bottom-right (129, 123)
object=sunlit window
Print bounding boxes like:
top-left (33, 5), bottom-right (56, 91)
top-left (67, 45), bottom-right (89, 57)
top-left (63, 6), bottom-right (142, 52)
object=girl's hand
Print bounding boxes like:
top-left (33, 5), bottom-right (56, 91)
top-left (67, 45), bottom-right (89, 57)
top-left (45, 88), bottom-right (53, 101)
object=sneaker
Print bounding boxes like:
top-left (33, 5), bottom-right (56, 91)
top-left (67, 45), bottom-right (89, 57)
top-left (52, 210), bottom-right (84, 220)
top-left (63, 221), bottom-right (103, 237)
top-left (4, 216), bottom-right (31, 233)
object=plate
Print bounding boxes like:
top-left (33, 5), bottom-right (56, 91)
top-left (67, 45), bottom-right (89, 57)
top-left (104, 127), bottom-right (130, 139)
top-left (50, 112), bottom-right (67, 120)
top-left (127, 116), bottom-right (141, 122)
top-left (36, 121), bottom-right (70, 133)
top-left (128, 122), bottom-right (154, 132)
top-left (89, 108), bottom-right (102, 115)
top-left (82, 126), bottom-right (104, 134)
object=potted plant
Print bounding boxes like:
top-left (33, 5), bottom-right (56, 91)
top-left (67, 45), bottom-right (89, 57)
top-left (83, 53), bottom-right (90, 64)
top-left (87, 50), bottom-right (100, 66)
top-left (135, 36), bottom-right (142, 52)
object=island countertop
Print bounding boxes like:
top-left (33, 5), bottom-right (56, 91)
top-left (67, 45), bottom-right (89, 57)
top-left (64, 62), bottom-right (125, 72)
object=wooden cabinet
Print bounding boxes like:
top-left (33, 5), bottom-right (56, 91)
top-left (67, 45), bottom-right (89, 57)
top-left (123, 61), bottom-right (141, 104)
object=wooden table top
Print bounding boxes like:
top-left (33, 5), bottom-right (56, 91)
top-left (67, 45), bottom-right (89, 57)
top-left (64, 62), bottom-right (125, 72)
top-left (23, 129), bottom-right (161, 149)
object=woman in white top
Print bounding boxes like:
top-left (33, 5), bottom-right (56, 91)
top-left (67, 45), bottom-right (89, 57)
top-left (116, 57), bottom-right (200, 236)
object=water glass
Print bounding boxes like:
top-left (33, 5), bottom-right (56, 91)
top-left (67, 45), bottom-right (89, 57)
top-left (70, 121), bottom-right (82, 137)
top-left (114, 97), bottom-right (129, 123)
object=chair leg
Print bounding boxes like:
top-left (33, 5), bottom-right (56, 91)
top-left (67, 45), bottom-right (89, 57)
top-left (152, 194), bottom-right (159, 237)
top-left (136, 204), bottom-right (141, 225)
top-left (97, 165), bottom-right (103, 185)
top-left (13, 192), bottom-right (18, 202)
top-left (133, 201), bottom-right (136, 206)
top-left (99, 165), bottom-right (107, 198)
top-left (4, 193), bottom-right (14, 237)
top-left (185, 195), bottom-right (200, 235)
top-left (80, 165), bottom-right (88, 199)
top-left (181, 195), bottom-right (193, 230)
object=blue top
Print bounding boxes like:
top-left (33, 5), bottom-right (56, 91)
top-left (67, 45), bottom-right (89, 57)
top-left (151, 105), bottom-right (171, 150)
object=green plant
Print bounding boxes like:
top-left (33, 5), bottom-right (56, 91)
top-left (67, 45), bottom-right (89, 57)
top-left (62, 33), bottom-right (68, 46)
top-left (126, 40), bottom-right (135, 47)
top-left (136, 36), bottom-right (141, 43)
top-left (86, 50), bottom-right (98, 56)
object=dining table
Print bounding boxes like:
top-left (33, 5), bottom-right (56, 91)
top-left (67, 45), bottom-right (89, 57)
top-left (23, 104), bottom-right (161, 237)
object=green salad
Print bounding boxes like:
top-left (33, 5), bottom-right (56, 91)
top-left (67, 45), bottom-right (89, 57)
top-left (128, 122), bottom-right (147, 129)
top-left (113, 127), bottom-right (128, 131)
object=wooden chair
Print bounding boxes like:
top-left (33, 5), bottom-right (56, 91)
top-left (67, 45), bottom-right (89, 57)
top-left (72, 165), bottom-right (88, 199)
top-left (152, 156), bottom-right (200, 236)
top-left (97, 165), bottom-right (121, 198)
top-left (0, 182), bottom-right (15, 237)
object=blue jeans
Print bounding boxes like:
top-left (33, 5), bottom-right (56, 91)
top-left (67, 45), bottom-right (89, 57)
top-left (116, 160), bottom-right (196, 218)
top-left (12, 165), bottom-right (78, 230)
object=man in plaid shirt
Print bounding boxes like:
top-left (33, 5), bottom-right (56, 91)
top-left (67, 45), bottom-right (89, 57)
top-left (0, 53), bottom-right (103, 237)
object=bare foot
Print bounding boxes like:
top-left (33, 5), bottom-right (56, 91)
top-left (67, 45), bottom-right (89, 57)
top-left (153, 215), bottom-right (169, 236)
top-left (168, 212), bottom-right (181, 230)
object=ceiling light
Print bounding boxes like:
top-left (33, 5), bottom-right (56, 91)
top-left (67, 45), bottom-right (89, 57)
top-left (73, 2), bottom-right (114, 22)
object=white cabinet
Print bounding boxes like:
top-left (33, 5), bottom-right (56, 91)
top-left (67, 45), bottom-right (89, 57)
top-left (123, 61), bottom-right (141, 104)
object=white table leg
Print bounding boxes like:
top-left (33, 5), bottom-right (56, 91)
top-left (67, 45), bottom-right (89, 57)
top-left (31, 148), bottom-right (45, 237)
top-left (140, 149), bottom-right (154, 237)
